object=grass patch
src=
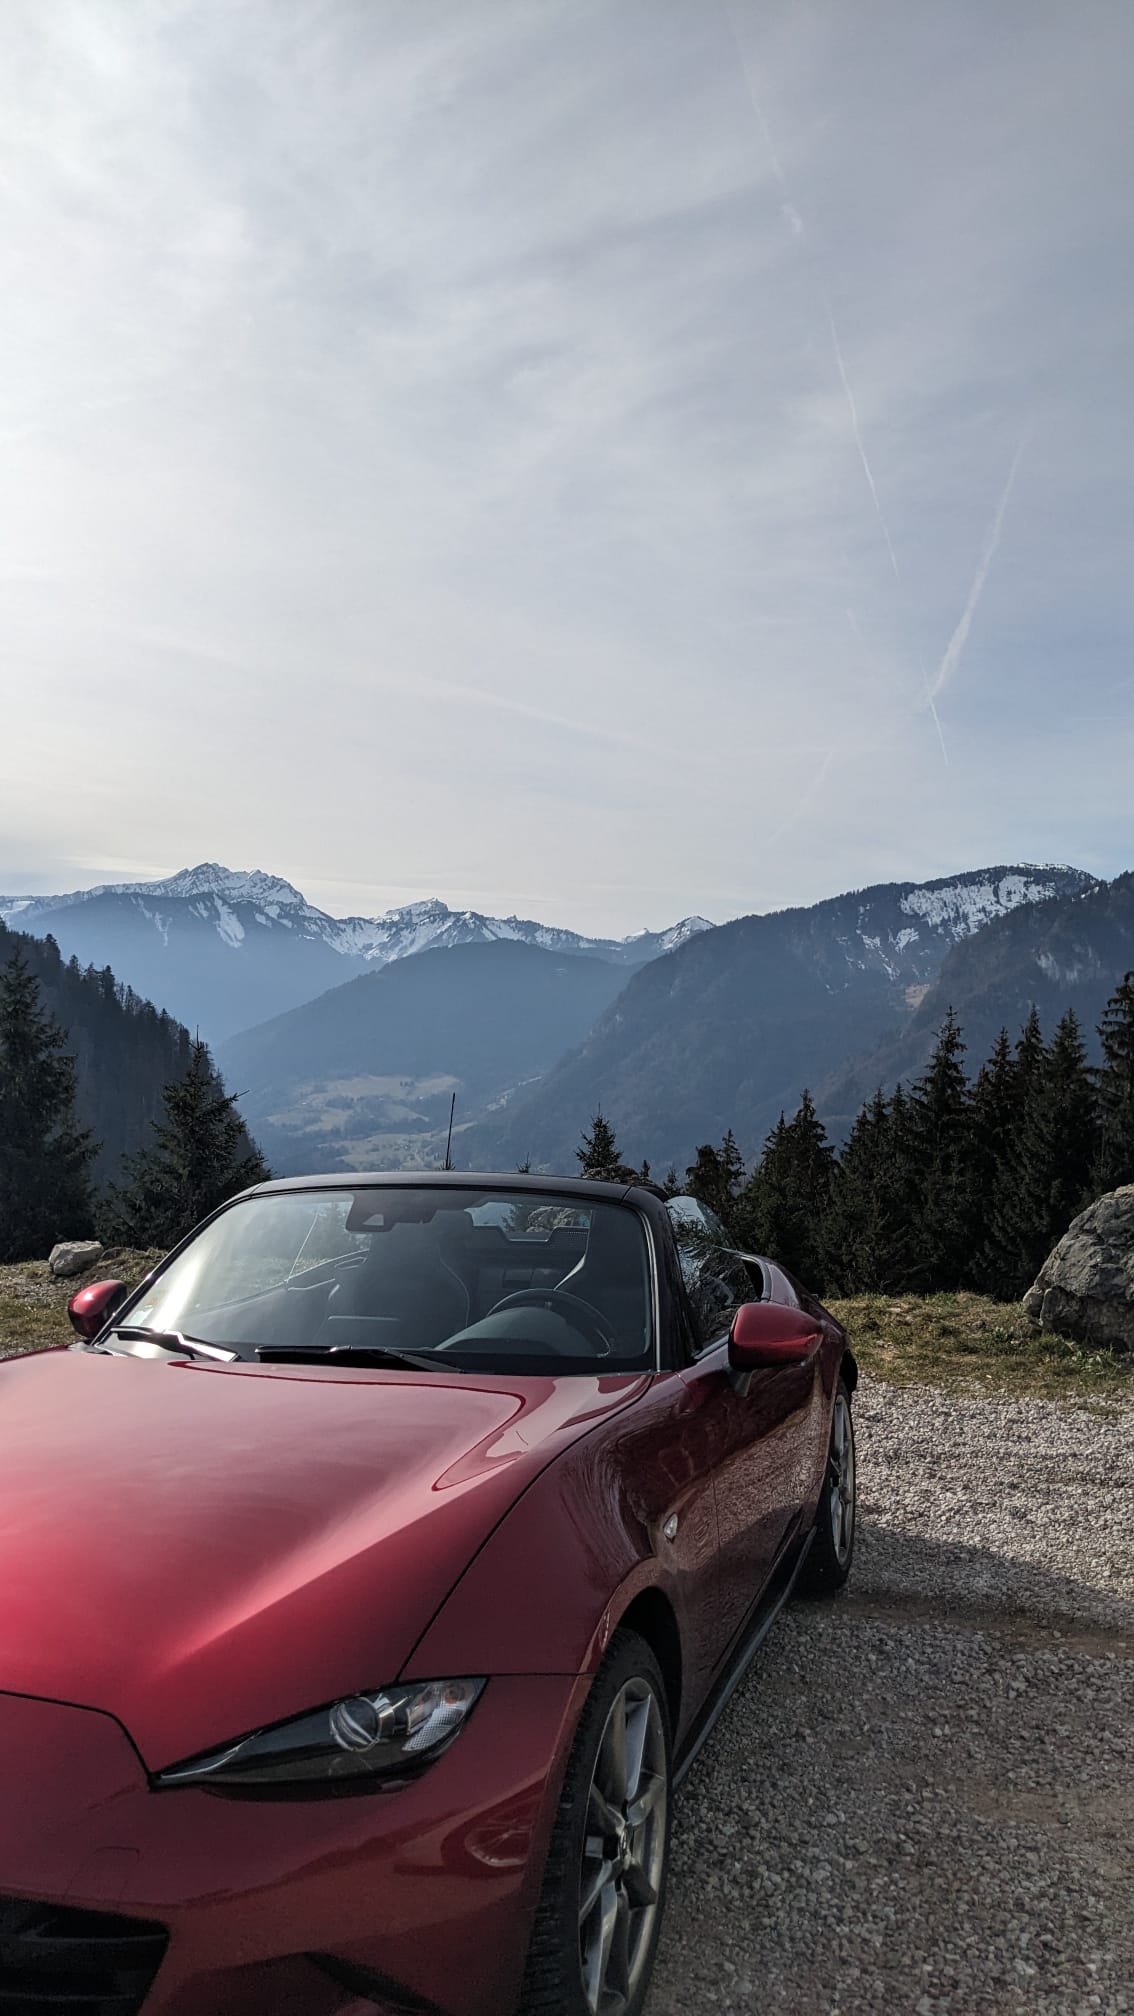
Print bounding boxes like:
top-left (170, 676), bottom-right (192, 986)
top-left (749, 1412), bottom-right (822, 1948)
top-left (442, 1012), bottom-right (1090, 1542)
top-left (829, 1291), bottom-right (1134, 1402)
top-left (0, 1252), bottom-right (164, 1358)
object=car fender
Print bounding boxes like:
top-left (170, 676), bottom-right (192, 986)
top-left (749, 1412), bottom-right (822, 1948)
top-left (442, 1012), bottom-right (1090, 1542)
top-left (400, 1396), bottom-right (686, 1695)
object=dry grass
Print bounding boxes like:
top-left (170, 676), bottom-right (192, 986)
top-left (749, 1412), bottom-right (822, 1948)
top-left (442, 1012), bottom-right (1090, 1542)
top-left (0, 1251), bottom-right (164, 1358)
top-left (3, 1262), bottom-right (1130, 1403)
top-left (829, 1291), bottom-right (1134, 1402)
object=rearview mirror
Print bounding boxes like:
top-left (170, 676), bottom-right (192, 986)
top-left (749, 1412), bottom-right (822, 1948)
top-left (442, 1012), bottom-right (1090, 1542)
top-left (728, 1300), bottom-right (821, 1369)
top-left (68, 1279), bottom-right (128, 1341)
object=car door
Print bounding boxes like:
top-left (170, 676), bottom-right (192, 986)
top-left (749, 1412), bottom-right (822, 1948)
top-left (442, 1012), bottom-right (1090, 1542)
top-left (679, 1238), bottom-right (821, 1660)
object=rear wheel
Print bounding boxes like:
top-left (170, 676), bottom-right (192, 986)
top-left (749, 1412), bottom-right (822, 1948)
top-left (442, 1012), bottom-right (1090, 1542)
top-left (521, 1630), bottom-right (671, 2016)
top-left (798, 1376), bottom-right (855, 1596)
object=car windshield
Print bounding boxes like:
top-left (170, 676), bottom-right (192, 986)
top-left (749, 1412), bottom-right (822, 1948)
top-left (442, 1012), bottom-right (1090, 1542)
top-left (121, 1187), bottom-right (655, 1373)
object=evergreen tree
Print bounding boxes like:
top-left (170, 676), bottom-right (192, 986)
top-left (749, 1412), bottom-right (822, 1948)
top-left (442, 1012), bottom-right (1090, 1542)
top-left (0, 949), bottom-right (98, 1261)
top-left (661, 1164), bottom-right (681, 1198)
top-left (826, 1089), bottom-right (913, 1292)
top-left (739, 1091), bottom-right (836, 1289)
top-left (906, 1009), bottom-right (974, 1291)
top-left (109, 1039), bottom-right (269, 1249)
top-left (1094, 972), bottom-right (1134, 1192)
top-left (1015, 1007), bottom-right (1048, 1111)
top-left (985, 1011), bottom-right (1098, 1296)
top-left (684, 1129), bottom-right (746, 1231)
top-left (969, 1028), bottom-right (1024, 1294)
top-left (575, 1110), bottom-right (637, 1183)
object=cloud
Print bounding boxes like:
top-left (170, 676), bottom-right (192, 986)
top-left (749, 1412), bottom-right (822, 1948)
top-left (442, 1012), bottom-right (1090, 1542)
top-left (0, 1), bottom-right (1132, 926)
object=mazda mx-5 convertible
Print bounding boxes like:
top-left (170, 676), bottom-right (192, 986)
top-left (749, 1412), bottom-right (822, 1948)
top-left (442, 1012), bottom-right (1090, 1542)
top-left (0, 1173), bottom-right (857, 2016)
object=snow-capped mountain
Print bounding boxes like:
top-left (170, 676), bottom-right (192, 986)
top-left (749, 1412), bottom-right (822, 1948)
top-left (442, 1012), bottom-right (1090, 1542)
top-left (467, 864), bottom-right (1097, 1177)
top-left (0, 864), bottom-right (713, 1043)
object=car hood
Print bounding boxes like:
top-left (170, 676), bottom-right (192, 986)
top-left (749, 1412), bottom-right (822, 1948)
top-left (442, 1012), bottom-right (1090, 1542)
top-left (0, 1348), bottom-right (647, 1769)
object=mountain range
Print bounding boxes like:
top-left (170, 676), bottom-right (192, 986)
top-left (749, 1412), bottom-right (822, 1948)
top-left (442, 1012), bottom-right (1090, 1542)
top-left (9, 856), bottom-right (1130, 1185)
top-left (0, 865), bottom-right (711, 1043)
top-left (462, 866), bottom-right (1098, 1174)
top-left (818, 869), bottom-right (1134, 1128)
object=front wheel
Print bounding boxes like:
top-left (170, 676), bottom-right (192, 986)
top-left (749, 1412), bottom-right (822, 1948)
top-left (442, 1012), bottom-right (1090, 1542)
top-left (798, 1376), bottom-right (856, 1596)
top-left (520, 1630), bottom-right (672, 2016)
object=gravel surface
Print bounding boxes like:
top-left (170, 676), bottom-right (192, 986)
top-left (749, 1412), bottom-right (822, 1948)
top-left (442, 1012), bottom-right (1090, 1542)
top-left (647, 1381), bottom-right (1134, 2016)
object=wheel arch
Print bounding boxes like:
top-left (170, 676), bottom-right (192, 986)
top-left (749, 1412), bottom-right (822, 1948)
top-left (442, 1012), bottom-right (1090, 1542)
top-left (608, 1584), bottom-right (683, 1734)
top-left (841, 1346), bottom-right (859, 1395)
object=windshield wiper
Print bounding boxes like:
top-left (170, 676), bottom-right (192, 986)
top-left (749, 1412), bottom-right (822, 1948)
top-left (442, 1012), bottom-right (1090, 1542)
top-left (256, 1343), bottom-right (455, 1373)
top-left (101, 1326), bottom-right (239, 1364)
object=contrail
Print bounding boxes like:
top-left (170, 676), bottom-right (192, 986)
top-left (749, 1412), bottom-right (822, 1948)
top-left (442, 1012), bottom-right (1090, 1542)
top-left (762, 746), bottom-right (837, 846)
top-left (721, 0), bottom-right (788, 193)
top-left (822, 292), bottom-right (902, 583)
top-left (927, 433), bottom-right (1029, 702)
top-left (721, 0), bottom-right (904, 586)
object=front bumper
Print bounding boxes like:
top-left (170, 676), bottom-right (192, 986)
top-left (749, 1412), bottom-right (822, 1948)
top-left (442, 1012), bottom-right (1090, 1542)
top-left (0, 1676), bottom-right (589, 2016)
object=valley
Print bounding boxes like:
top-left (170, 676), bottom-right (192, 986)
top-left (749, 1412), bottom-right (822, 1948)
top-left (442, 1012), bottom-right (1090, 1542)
top-left (10, 857), bottom-right (1129, 1183)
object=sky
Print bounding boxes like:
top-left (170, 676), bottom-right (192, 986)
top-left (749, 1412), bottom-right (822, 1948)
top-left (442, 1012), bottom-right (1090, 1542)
top-left (1, 0), bottom-right (1132, 935)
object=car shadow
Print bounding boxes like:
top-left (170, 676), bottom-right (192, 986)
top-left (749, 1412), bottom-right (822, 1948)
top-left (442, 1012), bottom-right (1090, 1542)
top-left (646, 1517), bottom-right (1134, 2016)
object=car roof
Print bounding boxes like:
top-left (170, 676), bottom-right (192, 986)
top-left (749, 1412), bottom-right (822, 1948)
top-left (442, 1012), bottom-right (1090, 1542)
top-left (243, 1169), bottom-right (646, 1206)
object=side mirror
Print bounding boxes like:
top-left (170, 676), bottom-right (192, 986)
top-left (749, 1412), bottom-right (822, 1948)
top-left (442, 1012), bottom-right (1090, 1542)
top-left (728, 1300), bottom-right (822, 1370)
top-left (68, 1279), bottom-right (128, 1342)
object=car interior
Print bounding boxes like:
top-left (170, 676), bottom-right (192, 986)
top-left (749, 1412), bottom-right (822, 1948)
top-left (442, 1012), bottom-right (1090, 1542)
top-left (201, 1203), bottom-right (654, 1365)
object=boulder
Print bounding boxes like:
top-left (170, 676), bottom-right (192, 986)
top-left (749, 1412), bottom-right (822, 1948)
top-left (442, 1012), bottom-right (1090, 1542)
top-left (1023, 1185), bottom-right (1134, 1352)
top-left (48, 1240), bottom-right (105, 1280)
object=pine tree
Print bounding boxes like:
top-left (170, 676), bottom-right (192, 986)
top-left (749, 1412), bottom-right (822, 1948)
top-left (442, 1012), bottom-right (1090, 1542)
top-left (906, 1010), bottom-right (974, 1291)
top-left (1094, 972), bottom-right (1134, 1192)
top-left (985, 1010), bottom-right (1099, 1296)
top-left (969, 1028), bottom-right (1024, 1295)
top-left (684, 1129), bottom-right (745, 1231)
top-left (1034, 1010), bottom-right (1098, 1234)
top-left (826, 1089), bottom-right (913, 1293)
top-left (575, 1111), bottom-right (636, 1183)
top-left (0, 949), bottom-right (98, 1261)
top-left (739, 1091), bottom-right (835, 1288)
top-left (109, 1040), bottom-right (269, 1249)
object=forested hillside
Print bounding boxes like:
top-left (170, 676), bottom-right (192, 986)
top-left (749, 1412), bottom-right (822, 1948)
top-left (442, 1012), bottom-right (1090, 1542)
top-left (820, 872), bottom-right (1134, 1130)
top-left (468, 867), bottom-right (1092, 1175)
top-left (0, 920), bottom-right (193, 1179)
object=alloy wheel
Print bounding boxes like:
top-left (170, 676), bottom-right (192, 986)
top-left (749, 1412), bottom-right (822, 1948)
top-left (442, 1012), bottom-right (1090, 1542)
top-left (828, 1389), bottom-right (855, 1567)
top-left (578, 1676), bottom-right (668, 2016)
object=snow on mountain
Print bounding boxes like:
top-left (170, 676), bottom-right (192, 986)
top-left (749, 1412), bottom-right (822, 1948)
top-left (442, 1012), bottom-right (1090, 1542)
top-left (897, 868), bottom-right (1084, 939)
top-left (0, 864), bottom-right (712, 971)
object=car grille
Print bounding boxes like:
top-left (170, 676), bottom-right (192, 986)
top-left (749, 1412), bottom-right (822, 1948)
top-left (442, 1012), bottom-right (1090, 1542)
top-left (0, 1895), bottom-right (168, 2014)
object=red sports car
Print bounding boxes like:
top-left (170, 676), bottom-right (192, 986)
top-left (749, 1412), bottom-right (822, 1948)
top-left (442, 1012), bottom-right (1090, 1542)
top-left (0, 1173), bottom-right (856, 2016)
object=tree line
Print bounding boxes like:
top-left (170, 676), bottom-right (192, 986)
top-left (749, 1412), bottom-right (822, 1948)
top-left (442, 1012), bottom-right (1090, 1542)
top-left (0, 947), bottom-right (268, 1263)
top-left (575, 974), bottom-right (1134, 1301)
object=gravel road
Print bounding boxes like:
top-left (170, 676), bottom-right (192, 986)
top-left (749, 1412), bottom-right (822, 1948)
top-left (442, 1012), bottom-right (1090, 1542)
top-left (647, 1382), bottom-right (1134, 2016)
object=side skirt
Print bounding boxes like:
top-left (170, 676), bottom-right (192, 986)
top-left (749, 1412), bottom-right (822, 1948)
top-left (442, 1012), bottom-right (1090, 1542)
top-left (672, 1529), bottom-right (815, 1788)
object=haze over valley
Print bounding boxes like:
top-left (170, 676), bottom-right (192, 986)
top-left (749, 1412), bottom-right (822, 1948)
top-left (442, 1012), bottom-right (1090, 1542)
top-left (8, 857), bottom-right (1132, 1183)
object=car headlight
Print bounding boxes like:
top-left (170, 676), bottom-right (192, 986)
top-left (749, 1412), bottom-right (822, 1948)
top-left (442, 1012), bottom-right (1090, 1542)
top-left (154, 1678), bottom-right (485, 1788)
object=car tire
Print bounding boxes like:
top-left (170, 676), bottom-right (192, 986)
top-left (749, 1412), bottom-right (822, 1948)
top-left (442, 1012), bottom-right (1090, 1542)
top-left (520, 1629), bottom-right (672, 2016)
top-left (797, 1375), bottom-right (856, 1596)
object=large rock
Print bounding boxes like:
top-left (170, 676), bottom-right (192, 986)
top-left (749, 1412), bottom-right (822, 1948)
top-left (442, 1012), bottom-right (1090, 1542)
top-left (1023, 1186), bottom-right (1134, 1352)
top-left (48, 1240), bottom-right (104, 1279)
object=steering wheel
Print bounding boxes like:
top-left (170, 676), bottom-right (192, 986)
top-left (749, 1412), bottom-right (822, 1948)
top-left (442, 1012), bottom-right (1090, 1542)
top-left (485, 1288), bottom-right (616, 1357)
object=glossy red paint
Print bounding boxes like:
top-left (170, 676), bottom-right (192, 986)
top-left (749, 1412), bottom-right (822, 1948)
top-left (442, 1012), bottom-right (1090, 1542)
top-left (66, 1277), bottom-right (128, 1339)
top-left (0, 1348), bottom-right (647, 1767)
top-left (728, 1299), bottom-right (823, 1368)
top-left (0, 1676), bottom-right (589, 2016)
top-left (0, 1176), bottom-right (852, 2016)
